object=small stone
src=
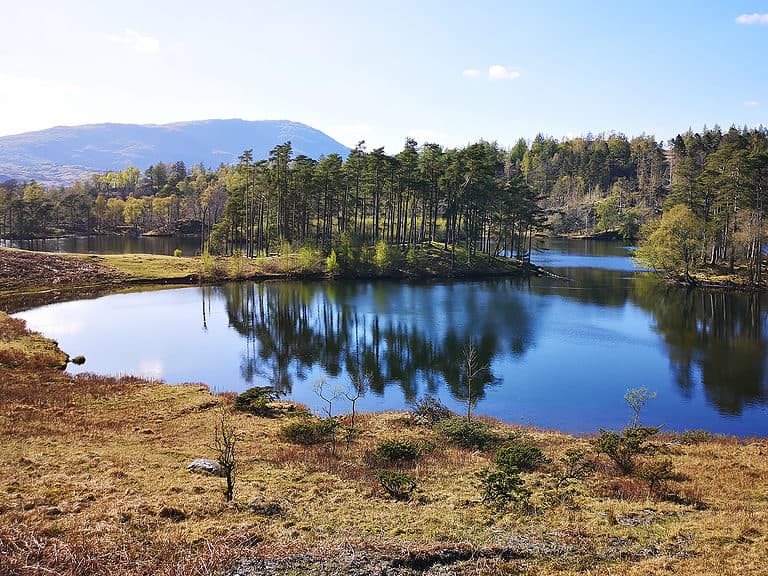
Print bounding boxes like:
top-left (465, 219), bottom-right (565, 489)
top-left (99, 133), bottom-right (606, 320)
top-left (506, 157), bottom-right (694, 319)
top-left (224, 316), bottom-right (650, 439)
top-left (186, 458), bottom-right (223, 476)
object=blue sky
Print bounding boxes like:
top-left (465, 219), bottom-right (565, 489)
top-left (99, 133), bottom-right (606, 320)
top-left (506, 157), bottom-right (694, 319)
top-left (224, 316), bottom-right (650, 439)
top-left (0, 1), bottom-right (766, 153)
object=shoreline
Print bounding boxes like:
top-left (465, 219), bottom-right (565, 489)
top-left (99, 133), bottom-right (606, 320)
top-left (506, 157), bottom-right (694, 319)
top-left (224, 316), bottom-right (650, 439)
top-left (0, 244), bottom-right (544, 312)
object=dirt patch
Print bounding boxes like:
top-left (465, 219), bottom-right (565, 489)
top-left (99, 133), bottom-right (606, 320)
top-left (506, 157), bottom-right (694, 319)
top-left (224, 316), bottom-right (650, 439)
top-left (0, 248), bottom-right (124, 293)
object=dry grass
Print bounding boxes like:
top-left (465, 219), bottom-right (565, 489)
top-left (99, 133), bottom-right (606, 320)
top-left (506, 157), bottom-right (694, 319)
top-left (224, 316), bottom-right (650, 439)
top-left (1, 311), bottom-right (767, 574)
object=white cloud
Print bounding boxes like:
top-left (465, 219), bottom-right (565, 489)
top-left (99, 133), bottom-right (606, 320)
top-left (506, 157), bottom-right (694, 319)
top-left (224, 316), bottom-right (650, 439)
top-left (735, 13), bottom-right (768, 25)
top-left (744, 100), bottom-right (760, 108)
top-left (488, 65), bottom-right (521, 81)
top-left (462, 68), bottom-right (481, 78)
top-left (107, 28), bottom-right (161, 54)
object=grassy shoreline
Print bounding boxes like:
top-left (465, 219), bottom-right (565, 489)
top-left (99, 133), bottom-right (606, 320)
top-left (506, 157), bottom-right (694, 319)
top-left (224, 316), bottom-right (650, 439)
top-left (1, 312), bottom-right (768, 575)
top-left (0, 244), bottom-right (541, 311)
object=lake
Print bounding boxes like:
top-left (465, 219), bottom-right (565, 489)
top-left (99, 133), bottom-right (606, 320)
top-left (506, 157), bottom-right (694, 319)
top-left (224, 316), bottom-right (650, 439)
top-left (1, 235), bottom-right (202, 256)
top-left (13, 239), bottom-right (768, 436)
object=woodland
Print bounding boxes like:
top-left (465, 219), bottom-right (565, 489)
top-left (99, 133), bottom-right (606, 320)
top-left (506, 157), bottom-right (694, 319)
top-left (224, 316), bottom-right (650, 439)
top-left (1, 126), bottom-right (766, 281)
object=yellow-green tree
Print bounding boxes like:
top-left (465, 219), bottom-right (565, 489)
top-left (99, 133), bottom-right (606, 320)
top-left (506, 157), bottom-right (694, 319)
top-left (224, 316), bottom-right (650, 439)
top-left (635, 204), bottom-right (703, 281)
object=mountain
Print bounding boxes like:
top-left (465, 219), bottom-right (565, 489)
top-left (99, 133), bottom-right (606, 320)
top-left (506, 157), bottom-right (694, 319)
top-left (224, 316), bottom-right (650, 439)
top-left (0, 119), bottom-right (350, 186)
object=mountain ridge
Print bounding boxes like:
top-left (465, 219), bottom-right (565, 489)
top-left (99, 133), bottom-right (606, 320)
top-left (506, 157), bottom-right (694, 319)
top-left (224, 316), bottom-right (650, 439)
top-left (0, 119), bottom-right (350, 186)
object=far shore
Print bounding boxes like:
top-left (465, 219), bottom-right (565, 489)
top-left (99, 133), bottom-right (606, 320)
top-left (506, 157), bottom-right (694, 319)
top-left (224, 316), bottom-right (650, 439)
top-left (0, 243), bottom-right (544, 312)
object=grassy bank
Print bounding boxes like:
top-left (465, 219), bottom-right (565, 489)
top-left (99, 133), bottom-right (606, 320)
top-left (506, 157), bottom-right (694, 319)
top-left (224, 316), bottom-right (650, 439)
top-left (1, 312), bottom-right (767, 575)
top-left (0, 244), bottom-right (537, 308)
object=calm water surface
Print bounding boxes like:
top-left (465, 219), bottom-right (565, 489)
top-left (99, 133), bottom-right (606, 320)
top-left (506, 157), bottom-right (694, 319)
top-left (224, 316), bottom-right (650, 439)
top-left (14, 239), bottom-right (768, 435)
top-left (1, 235), bottom-right (201, 256)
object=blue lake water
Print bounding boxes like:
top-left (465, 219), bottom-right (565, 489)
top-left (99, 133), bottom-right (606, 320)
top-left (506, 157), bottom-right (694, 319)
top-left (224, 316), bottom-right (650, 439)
top-left (13, 239), bottom-right (768, 436)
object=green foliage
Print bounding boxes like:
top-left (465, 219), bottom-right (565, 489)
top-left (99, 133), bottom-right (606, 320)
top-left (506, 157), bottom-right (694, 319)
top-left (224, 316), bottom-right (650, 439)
top-left (298, 246), bottom-right (321, 272)
top-left (406, 245), bottom-right (420, 271)
top-left (435, 417), bottom-right (500, 450)
top-left (199, 248), bottom-right (225, 279)
top-left (619, 209), bottom-right (641, 240)
top-left (592, 426), bottom-right (660, 474)
top-left (325, 249), bottom-right (340, 276)
top-left (477, 467), bottom-right (529, 511)
top-left (556, 448), bottom-right (595, 486)
top-left (495, 441), bottom-right (546, 473)
top-left (636, 458), bottom-right (674, 492)
top-left (635, 204), bottom-right (703, 279)
top-left (173, 248), bottom-right (183, 257)
top-left (278, 237), bottom-right (293, 256)
top-left (374, 469), bottom-right (417, 501)
top-left (335, 231), bottom-right (361, 272)
top-left (279, 417), bottom-right (339, 445)
top-left (410, 395), bottom-right (454, 426)
top-left (234, 386), bottom-right (282, 416)
top-left (595, 194), bottom-right (619, 232)
top-left (374, 439), bottom-right (419, 464)
top-left (229, 249), bottom-right (246, 278)
top-left (679, 429), bottom-right (713, 444)
top-left (374, 240), bottom-right (392, 273)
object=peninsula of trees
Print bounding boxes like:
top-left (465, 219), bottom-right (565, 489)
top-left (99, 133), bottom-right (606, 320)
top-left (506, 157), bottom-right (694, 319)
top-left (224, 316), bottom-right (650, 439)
top-left (1, 126), bottom-right (766, 283)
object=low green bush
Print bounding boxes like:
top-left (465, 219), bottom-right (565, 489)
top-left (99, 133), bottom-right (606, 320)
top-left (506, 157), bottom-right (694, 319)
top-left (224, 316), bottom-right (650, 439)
top-left (592, 425), bottom-right (660, 475)
top-left (495, 441), bottom-right (546, 473)
top-left (234, 386), bottom-right (282, 416)
top-left (679, 429), bottom-right (713, 444)
top-left (477, 467), bottom-right (529, 511)
top-left (637, 458), bottom-right (674, 492)
top-left (375, 439), bottom-right (420, 464)
top-left (435, 417), bottom-right (500, 450)
top-left (279, 417), bottom-right (338, 445)
top-left (375, 469), bottom-right (417, 501)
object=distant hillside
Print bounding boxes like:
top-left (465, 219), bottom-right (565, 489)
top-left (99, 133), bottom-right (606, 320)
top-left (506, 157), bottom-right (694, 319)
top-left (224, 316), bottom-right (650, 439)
top-left (0, 119), bottom-right (350, 186)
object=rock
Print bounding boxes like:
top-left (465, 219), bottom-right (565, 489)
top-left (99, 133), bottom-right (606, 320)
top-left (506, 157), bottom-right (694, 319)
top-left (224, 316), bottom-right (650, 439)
top-left (186, 458), bottom-right (223, 476)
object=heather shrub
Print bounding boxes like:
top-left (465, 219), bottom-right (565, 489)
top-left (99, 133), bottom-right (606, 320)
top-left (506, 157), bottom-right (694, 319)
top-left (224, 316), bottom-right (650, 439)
top-left (375, 469), bottom-right (417, 501)
top-left (375, 439), bottom-right (420, 464)
top-left (280, 417), bottom-right (338, 445)
top-left (435, 417), bottom-right (500, 450)
top-left (495, 441), bottom-right (546, 473)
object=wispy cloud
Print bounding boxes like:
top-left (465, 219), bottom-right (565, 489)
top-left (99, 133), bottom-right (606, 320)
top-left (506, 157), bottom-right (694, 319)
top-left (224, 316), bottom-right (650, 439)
top-left (107, 28), bottom-right (161, 54)
top-left (488, 65), bottom-right (521, 81)
top-left (462, 68), bottom-right (482, 78)
top-left (744, 100), bottom-right (760, 108)
top-left (735, 13), bottom-right (768, 25)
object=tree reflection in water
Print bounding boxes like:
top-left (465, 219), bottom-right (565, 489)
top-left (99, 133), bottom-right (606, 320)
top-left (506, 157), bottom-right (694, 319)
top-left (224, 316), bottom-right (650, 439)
top-left (215, 280), bottom-right (534, 405)
top-left (632, 275), bottom-right (767, 415)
